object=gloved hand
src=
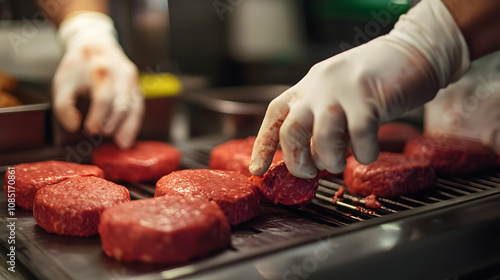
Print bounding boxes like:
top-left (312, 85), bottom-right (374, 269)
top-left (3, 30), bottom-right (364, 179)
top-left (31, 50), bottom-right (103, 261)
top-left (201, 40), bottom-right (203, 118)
top-left (250, 0), bottom-right (470, 178)
top-left (425, 51), bottom-right (500, 153)
top-left (53, 12), bottom-right (144, 149)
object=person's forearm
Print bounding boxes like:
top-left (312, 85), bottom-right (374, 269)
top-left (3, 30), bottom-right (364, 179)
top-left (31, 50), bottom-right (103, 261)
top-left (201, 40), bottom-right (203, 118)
top-left (441, 0), bottom-right (500, 60)
top-left (35, 0), bottom-right (108, 26)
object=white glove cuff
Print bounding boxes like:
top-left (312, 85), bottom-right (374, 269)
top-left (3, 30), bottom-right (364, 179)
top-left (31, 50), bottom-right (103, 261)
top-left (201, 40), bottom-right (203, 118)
top-left (390, 0), bottom-right (470, 88)
top-left (57, 12), bottom-right (118, 51)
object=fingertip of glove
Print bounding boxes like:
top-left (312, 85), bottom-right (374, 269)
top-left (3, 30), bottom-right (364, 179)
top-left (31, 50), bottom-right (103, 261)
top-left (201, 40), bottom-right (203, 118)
top-left (83, 120), bottom-right (100, 136)
top-left (101, 121), bottom-right (117, 136)
top-left (58, 108), bottom-right (81, 133)
top-left (114, 135), bottom-right (134, 150)
top-left (325, 159), bottom-right (347, 174)
top-left (313, 149), bottom-right (347, 174)
top-left (287, 162), bottom-right (318, 179)
top-left (249, 161), bottom-right (269, 176)
top-left (353, 148), bottom-right (379, 165)
top-left (349, 130), bottom-right (379, 165)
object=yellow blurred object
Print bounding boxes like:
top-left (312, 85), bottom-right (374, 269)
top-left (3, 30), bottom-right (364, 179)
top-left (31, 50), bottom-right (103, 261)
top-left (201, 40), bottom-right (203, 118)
top-left (139, 73), bottom-right (182, 98)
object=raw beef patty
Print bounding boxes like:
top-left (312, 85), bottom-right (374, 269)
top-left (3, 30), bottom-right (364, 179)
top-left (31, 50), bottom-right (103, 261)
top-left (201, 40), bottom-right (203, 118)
top-left (250, 160), bottom-right (325, 205)
top-left (209, 136), bottom-right (283, 177)
top-left (33, 176), bottom-right (130, 236)
top-left (98, 196), bottom-right (231, 264)
top-left (378, 122), bottom-right (421, 153)
top-left (92, 141), bottom-right (181, 182)
top-left (404, 135), bottom-right (496, 175)
top-left (155, 169), bottom-right (260, 225)
top-left (344, 152), bottom-right (435, 197)
top-left (3, 161), bottom-right (103, 210)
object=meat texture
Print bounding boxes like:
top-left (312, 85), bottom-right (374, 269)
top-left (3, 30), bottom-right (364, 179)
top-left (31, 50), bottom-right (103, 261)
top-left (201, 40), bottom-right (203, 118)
top-left (378, 122), bottom-right (421, 152)
top-left (331, 186), bottom-right (345, 204)
top-left (404, 135), bottom-right (496, 175)
top-left (33, 176), bottom-right (130, 236)
top-left (155, 169), bottom-right (260, 225)
top-left (98, 196), bottom-right (231, 264)
top-left (250, 160), bottom-right (325, 205)
top-left (344, 152), bottom-right (435, 197)
top-left (3, 161), bottom-right (104, 210)
top-left (209, 136), bottom-right (283, 177)
top-left (92, 141), bottom-right (181, 182)
top-left (363, 194), bottom-right (382, 209)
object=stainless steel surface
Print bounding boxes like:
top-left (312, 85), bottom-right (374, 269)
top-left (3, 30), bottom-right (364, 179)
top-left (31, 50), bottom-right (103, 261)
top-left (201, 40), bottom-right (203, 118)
top-left (0, 87), bottom-right (50, 153)
top-left (1, 136), bottom-right (500, 279)
top-left (178, 85), bottom-right (289, 138)
top-left (180, 85), bottom-right (289, 115)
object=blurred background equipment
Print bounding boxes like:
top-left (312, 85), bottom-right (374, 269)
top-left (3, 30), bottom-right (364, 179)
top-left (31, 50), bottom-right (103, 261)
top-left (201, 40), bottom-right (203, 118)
top-left (167, 0), bottom-right (411, 86)
top-left (0, 0), bottom-right (413, 150)
top-left (0, 0), bottom-right (416, 156)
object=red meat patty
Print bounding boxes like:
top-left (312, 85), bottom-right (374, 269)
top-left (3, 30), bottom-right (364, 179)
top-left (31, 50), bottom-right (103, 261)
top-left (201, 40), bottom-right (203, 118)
top-left (250, 160), bottom-right (325, 205)
top-left (378, 122), bottom-right (421, 153)
top-left (155, 169), bottom-right (260, 225)
top-left (209, 136), bottom-right (283, 177)
top-left (404, 135), bottom-right (496, 175)
top-left (3, 161), bottom-right (104, 210)
top-left (98, 196), bottom-right (231, 264)
top-left (344, 152), bottom-right (435, 197)
top-left (92, 141), bottom-right (181, 182)
top-left (33, 176), bottom-right (130, 236)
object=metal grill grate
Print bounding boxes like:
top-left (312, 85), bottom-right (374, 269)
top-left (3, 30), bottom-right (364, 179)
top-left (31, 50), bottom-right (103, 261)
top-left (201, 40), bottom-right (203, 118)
top-left (179, 139), bottom-right (500, 228)
top-left (304, 172), bottom-right (500, 226)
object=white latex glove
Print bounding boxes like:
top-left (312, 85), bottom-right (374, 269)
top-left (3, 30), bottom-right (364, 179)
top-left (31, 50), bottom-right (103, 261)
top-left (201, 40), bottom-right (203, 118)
top-left (53, 12), bottom-right (144, 149)
top-left (250, 0), bottom-right (470, 178)
top-left (425, 51), bottom-right (500, 153)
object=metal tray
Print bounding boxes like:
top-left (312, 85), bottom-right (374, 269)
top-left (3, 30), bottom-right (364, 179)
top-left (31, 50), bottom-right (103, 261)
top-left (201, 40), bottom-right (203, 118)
top-left (0, 87), bottom-right (50, 153)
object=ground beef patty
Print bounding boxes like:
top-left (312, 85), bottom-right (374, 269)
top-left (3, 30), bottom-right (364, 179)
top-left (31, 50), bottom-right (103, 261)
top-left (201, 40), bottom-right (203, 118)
top-left (155, 169), bottom-right (260, 225)
top-left (98, 196), bottom-right (231, 264)
top-left (344, 152), bottom-right (435, 197)
top-left (3, 161), bottom-right (104, 210)
top-left (33, 176), bottom-right (130, 236)
top-left (209, 136), bottom-right (283, 177)
top-left (404, 135), bottom-right (496, 175)
top-left (92, 141), bottom-right (181, 182)
top-left (250, 160), bottom-right (325, 205)
top-left (378, 122), bottom-right (421, 153)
